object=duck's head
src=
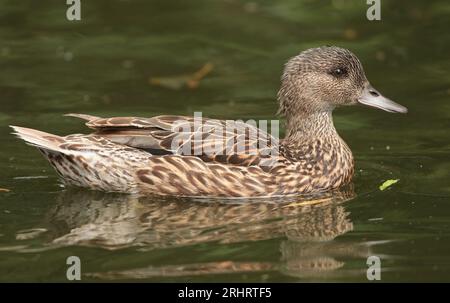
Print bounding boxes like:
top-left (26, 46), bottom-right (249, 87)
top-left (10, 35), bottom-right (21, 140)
top-left (278, 46), bottom-right (407, 116)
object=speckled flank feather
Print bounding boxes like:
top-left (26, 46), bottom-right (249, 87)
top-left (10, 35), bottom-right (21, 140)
top-left (10, 46), bottom-right (369, 197)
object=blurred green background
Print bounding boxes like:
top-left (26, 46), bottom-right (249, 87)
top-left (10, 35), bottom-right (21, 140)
top-left (0, 0), bottom-right (449, 282)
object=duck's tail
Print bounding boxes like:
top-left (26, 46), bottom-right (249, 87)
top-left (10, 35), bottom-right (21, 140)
top-left (10, 125), bottom-right (143, 193)
top-left (10, 125), bottom-right (65, 153)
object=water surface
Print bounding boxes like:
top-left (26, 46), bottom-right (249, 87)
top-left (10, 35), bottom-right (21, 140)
top-left (0, 0), bottom-right (449, 282)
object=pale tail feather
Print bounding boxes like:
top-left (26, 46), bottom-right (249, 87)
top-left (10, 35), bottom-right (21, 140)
top-left (64, 113), bottom-right (100, 121)
top-left (10, 125), bottom-right (65, 153)
top-left (10, 125), bottom-right (140, 193)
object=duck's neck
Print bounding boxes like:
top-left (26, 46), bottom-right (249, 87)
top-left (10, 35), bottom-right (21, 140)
top-left (284, 111), bottom-right (339, 143)
top-left (283, 110), bottom-right (355, 186)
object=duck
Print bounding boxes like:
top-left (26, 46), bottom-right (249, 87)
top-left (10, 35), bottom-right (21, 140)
top-left (11, 46), bottom-right (407, 197)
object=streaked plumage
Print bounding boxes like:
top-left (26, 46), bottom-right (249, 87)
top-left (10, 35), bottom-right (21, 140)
top-left (11, 46), bottom-right (407, 197)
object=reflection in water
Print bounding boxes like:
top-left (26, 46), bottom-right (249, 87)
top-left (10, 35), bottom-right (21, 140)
top-left (42, 186), bottom-right (371, 279)
top-left (47, 188), bottom-right (355, 248)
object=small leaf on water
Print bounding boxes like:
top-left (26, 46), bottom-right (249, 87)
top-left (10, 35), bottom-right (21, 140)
top-left (0, 188), bottom-right (10, 193)
top-left (379, 179), bottom-right (399, 191)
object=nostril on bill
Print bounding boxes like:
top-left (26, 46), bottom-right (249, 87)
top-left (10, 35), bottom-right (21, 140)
top-left (369, 90), bottom-right (380, 97)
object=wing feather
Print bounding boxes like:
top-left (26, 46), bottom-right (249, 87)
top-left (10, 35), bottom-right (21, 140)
top-left (66, 113), bottom-right (280, 167)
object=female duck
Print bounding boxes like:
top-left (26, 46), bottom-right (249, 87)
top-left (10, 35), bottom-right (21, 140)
top-left (11, 46), bottom-right (407, 197)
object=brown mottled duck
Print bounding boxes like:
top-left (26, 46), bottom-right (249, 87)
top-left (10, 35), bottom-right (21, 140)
top-left (11, 46), bottom-right (407, 197)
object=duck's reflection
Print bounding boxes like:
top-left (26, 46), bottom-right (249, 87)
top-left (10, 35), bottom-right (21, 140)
top-left (45, 186), bottom-right (370, 279)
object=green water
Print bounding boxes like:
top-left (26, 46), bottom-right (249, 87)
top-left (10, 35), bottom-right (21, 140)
top-left (0, 0), bottom-right (449, 282)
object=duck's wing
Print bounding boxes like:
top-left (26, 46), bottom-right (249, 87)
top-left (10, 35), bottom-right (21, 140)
top-left (66, 113), bottom-right (280, 167)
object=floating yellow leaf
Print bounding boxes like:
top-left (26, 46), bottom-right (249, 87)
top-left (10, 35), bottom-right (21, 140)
top-left (0, 188), bottom-right (10, 193)
top-left (149, 63), bottom-right (214, 90)
top-left (379, 179), bottom-right (399, 191)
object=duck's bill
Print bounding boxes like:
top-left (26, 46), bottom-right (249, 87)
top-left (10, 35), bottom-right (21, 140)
top-left (358, 85), bottom-right (407, 114)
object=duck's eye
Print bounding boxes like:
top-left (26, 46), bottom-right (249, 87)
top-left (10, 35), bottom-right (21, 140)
top-left (329, 67), bottom-right (347, 77)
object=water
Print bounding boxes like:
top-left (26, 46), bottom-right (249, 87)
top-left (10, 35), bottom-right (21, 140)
top-left (0, 0), bottom-right (449, 282)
